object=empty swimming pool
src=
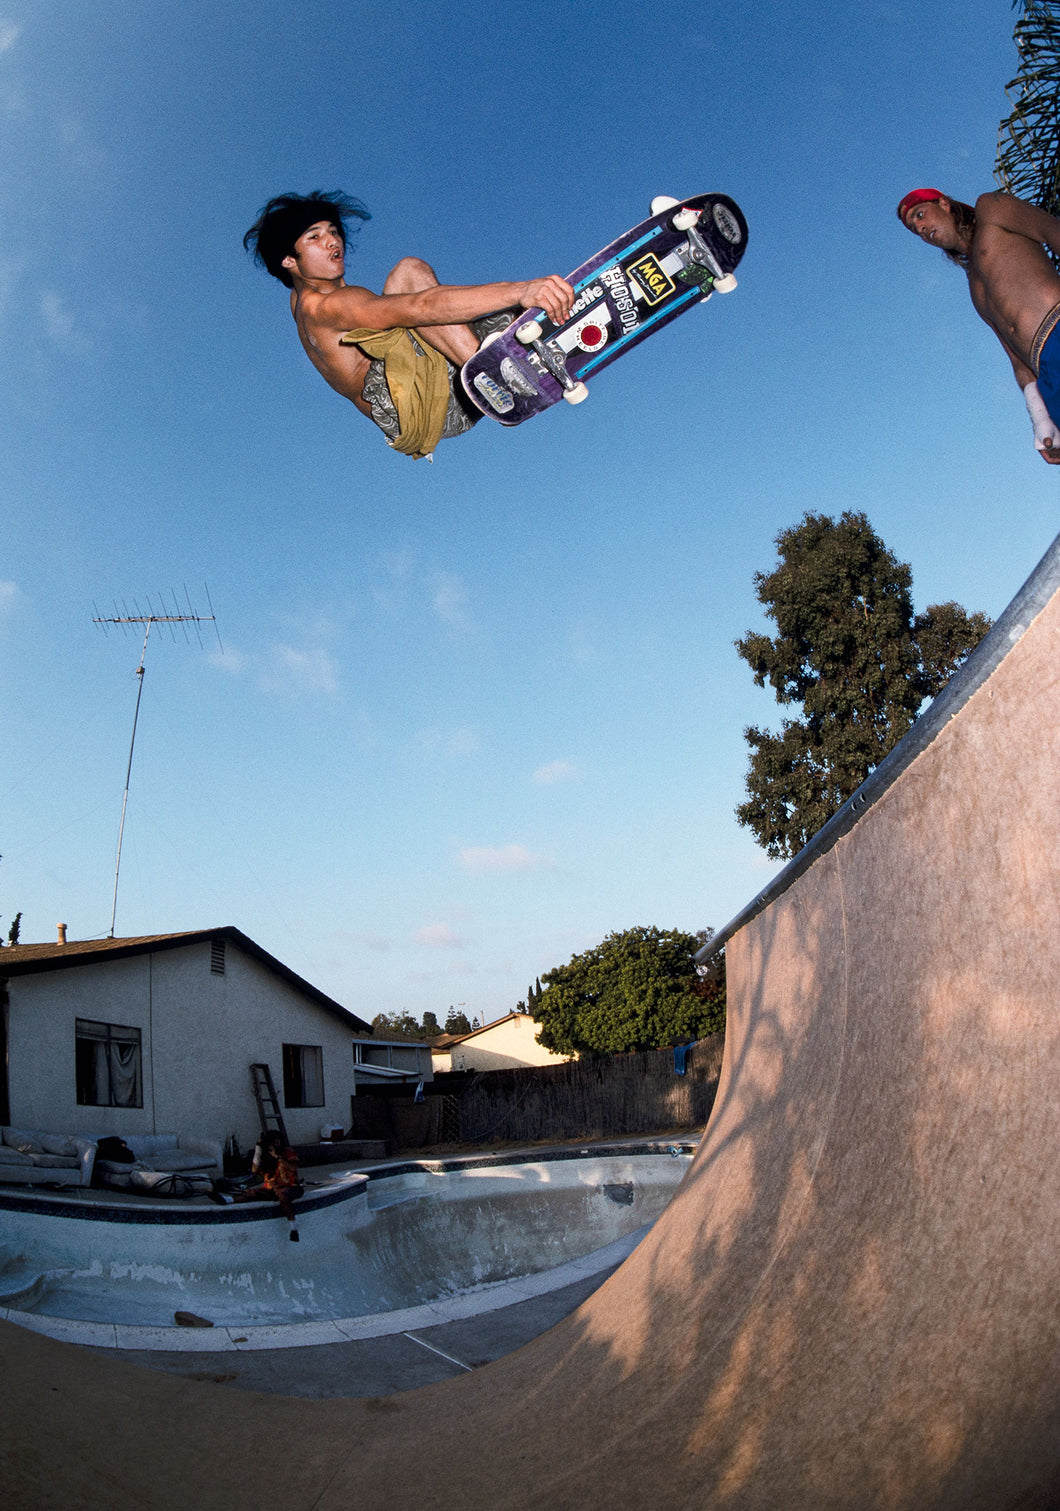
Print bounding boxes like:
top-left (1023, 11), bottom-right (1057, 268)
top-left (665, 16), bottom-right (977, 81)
top-left (0, 1145), bottom-right (692, 1343)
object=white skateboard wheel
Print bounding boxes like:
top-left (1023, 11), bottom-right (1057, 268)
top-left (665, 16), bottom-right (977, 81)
top-left (651, 195), bottom-right (680, 214)
top-left (714, 273), bottom-right (738, 293)
top-left (516, 320), bottom-right (542, 344)
top-left (563, 382), bottom-right (589, 404)
top-left (672, 208), bottom-right (698, 230)
top-left (479, 330), bottom-right (504, 349)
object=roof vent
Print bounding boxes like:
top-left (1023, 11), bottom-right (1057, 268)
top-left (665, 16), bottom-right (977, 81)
top-left (57, 923), bottom-right (68, 946)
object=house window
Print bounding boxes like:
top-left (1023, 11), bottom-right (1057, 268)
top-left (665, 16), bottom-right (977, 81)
top-left (75, 1019), bottom-right (143, 1108)
top-left (210, 938), bottom-right (226, 974)
top-left (282, 1043), bottom-right (324, 1107)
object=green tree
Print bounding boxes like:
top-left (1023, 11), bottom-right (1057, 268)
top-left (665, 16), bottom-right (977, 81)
top-left (371, 1011), bottom-right (423, 1040)
top-left (444, 1008), bottom-right (472, 1036)
top-left (535, 926), bottom-right (725, 1056)
top-left (517, 979), bottom-right (543, 1015)
top-left (735, 511), bottom-right (990, 860)
top-left (421, 1010), bottom-right (441, 1038)
top-left (0, 855), bottom-right (20, 946)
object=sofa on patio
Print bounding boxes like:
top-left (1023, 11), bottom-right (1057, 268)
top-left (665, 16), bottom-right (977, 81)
top-left (0, 1126), bottom-right (97, 1187)
top-left (91, 1133), bottom-right (223, 1191)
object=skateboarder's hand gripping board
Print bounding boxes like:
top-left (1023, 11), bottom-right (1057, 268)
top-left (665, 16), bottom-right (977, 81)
top-left (460, 193), bottom-right (747, 426)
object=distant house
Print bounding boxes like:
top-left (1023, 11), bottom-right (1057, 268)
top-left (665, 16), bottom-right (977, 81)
top-left (352, 1036), bottom-right (433, 1090)
top-left (431, 1012), bottom-right (570, 1074)
top-left (0, 927), bottom-right (374, 1149)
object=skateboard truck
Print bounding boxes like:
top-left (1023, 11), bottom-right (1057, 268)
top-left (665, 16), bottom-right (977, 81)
top-left (652, 196), bottom-right (738, 293)
top-left (516, 322), bottom-right (588, 404)
top-left (685, 223), bottom-right (738, 293)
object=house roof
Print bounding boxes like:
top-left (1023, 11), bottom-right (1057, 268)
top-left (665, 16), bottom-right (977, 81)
top-left (0, 926), bottom-right (372, 1034)
top-left (438, 1011), bottom-right (533, 1047)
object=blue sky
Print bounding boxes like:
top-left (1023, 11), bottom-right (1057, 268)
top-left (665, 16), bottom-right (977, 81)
top-left (2, 1), bottom-right (1056, 1025)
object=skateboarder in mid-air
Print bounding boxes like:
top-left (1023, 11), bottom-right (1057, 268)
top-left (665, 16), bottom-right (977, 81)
top-left (898, 187), bottom-right (1060, 465)
top-left (243, 191), bottom-right (574, 459)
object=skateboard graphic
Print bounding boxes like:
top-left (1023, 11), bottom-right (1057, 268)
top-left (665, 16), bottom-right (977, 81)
top-left (460, 193), bottom-right (747, 426)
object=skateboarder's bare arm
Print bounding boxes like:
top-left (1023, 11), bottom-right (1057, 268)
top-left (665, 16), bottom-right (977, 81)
top-left (981, 250), bottom-right (1060, 465)
top-left (308, 276), bottom-right (575, 335)
top-left (975, 192), bottom-right (1060, 261)
top-left (969, 193), bottom-right (1060, 372)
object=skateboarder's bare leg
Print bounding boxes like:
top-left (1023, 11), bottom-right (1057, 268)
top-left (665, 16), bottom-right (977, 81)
top-left (383, 257), bottom-right (482, 367)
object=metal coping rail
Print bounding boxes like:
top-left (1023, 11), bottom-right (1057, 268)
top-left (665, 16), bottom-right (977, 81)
top-left (696, 529), bottom-right (1060, 970)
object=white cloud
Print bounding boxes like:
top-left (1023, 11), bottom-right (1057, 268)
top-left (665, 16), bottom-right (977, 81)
top-left (567, 617), bottom-right (601, 665)
top-left (332, 929), bottom-right (391, 952)
top-left (416, 725), bottom-right (479, 758)
top-left (0, 579), bottom-right (22, 616)
top-left (39, 289), bottom-right (91, 353)
top-left (208, 645), bottom-right (247, 675)
top-left (39, 290), bottom-right (70, 340)
top-left (430, 572), bottom-right (473, 631)
top-left (0, 21), bottom-right (20, 54)
top-left (415, 923), bottom-right (466, 948)
top-left (532, 759), bottom-right (579, 785)
top-left (458, 844), bottom-right (553, 875)
top-left (262, 644), bottom-right (340, 695)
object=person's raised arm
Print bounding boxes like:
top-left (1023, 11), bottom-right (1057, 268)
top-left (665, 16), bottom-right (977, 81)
top-left (314, 276), bottom-right (575, 333)
top-left (975, 190), bottom-right (1060, 262)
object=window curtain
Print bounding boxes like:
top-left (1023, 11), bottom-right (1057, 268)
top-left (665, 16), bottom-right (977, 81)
top-left (76, 1020), bottom-right (142, 1107)
top-left (109, 1038), bottom-right (141, 1107)
top-left (300, 1046), bottom-right (324, 1106)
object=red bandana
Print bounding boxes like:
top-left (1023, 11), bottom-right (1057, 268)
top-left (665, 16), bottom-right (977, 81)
top-left (897, 188), bottom-right (943, 223)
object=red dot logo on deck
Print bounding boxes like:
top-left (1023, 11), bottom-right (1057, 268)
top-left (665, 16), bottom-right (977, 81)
top-left (577, 322), bottom-right (607, 353)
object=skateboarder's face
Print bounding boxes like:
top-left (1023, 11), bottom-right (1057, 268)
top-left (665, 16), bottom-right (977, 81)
top-left (283, 220), bottom-right (345, 282)
top-left (904, 197), bottom-right (960, 251)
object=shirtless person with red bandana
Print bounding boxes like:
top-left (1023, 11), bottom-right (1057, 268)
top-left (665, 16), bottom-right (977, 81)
top-left (898, 187), bottom-right (1060, 465)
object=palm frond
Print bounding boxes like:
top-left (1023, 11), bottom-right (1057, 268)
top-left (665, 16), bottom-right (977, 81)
top-left (996, 0), bottom-right (1060, 217)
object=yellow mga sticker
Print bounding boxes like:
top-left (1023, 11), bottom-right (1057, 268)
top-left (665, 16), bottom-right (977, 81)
top-left (627, 252), bottom-right (675, 306)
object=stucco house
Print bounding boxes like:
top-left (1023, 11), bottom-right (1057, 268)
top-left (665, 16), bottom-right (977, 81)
top-left (431, 1011), bottom-right (570, 1074)
top-left (0, 927), bottom-right (374, 1150)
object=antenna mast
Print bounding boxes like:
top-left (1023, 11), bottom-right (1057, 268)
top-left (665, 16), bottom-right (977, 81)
top-left (93, 587), bottom-right (222, 938)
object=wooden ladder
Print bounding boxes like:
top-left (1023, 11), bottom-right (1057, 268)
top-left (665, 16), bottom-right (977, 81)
top-left (249, 1063), bottom-right (289, 1146)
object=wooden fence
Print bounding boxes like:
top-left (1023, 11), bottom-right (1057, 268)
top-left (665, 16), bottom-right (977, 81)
top-left (346, 1035), bottom-right (725, 1152)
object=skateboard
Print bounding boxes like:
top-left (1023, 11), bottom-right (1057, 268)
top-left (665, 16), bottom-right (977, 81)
top-left (460, 193), bottom-right (747, 426)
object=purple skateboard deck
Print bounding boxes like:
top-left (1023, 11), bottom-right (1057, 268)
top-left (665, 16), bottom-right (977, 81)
top-left (460, 193), bottom-right (747, 426)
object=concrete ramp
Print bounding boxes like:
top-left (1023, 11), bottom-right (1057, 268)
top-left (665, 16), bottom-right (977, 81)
top-left (3, 537), bottom-right (1060, 1510)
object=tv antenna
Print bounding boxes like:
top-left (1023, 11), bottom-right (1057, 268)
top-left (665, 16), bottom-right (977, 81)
top-left (93, 587), bottom-right (223, 938)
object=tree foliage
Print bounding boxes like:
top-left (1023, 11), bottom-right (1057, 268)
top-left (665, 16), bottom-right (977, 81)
top-left (516, 978), bottom-right (544, 1015)
top-left (370, 1011), bottom-right (424, 1040)
top-left (535, 926), bottom-right (725, 1056)
top-left (996, 1), bottom-right (1060, 223)
top-left (736, 511), bottom-right (991, 860)
top-left (444, 1008), bottom-right (472, 1036)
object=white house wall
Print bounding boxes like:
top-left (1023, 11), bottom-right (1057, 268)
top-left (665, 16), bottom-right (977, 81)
top-left (451, 1015), bottom-right (569, 1072)
top-left (8, 954), bottom-right (156, 1135)
top-left (6, 941), bottom-right (359, 1148)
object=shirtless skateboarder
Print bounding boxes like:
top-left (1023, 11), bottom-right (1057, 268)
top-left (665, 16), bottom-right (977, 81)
top-left (244, 191), bottom-right (574, 459)
top-left (898, 187), bottom-right (1060, 465)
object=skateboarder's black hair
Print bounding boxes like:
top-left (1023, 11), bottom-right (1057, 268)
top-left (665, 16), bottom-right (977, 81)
top-left (243, 191), bottom-right (371, 287)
